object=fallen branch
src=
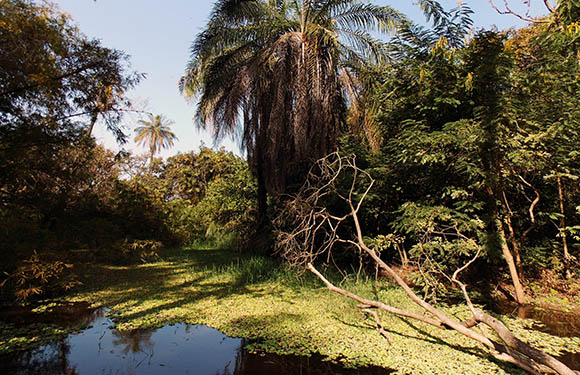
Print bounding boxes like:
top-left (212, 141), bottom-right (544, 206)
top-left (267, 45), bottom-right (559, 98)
top-left (358, 304), bottom-right (393, 344)
top-left (276, 153), bottom-right (577, 375)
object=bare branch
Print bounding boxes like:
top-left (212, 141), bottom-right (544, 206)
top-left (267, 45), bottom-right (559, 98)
top-left (543, 0), bottom-right (556, 13)
top-left (362, 308), bottom-right (393, 344)
top-left (275, 153), bottom-right (577, 375)
top-left (487, 0), bottom-right (550, 23)
top-left (307, 263), bottom-right (444, 328)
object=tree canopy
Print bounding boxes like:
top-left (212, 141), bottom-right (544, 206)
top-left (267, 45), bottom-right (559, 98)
top-left (134, 114), bottom-right (178, 167)
top-left (180, 0), bottom-right (405, 218)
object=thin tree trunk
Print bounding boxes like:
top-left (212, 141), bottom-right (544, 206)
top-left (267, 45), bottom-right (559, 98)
top-left (86, 112), bottom-right (98, 136)
top-left (503, 194), bottom-right (524, 277)
top-left (489, 187), bottom-right (526, 304)
top-left (497, 218), bottom-right (527, 304)
top-left (396, 243), bottom-right (409, 268)
top-left (518, 174), bottom-right (541, 249)
top-left (557, 175), bottom-right (571, 279)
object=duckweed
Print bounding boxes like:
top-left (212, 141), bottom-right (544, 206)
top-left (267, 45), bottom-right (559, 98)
top-left (1, 247), bottom-right (578, 375)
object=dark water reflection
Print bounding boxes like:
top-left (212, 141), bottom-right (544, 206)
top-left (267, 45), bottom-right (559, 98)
top-left (488, 301), bottom-right (580, 370)
top-left (0, 302), bottom-right (100, 328)
top-left (490, 301), bottom-right (580, 338)
top-left (0, 306), bottom-right (389, 375)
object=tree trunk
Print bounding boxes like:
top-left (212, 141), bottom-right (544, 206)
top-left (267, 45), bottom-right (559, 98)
top-left (489, 188), bottom-right (526, 304)
top-left (148, 146), bottom-right (155, 175)
top-left (557, 175), bottom-right (572, 279)
top-left (497, 218), bottom-right (527, 304)
top-left (503, 196), bottom-right (524, 277)
top-left (86, 112), bottom-right (98, 136)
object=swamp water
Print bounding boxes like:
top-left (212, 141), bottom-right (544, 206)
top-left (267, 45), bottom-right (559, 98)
top-left (0, 304), bottom-right (389, 375)
top-left (1, 302), bottom-right (579, 374)
top-left (490, 300), bottom-right (580, 371)
top-left (491, 300), bottom-right (580, 338)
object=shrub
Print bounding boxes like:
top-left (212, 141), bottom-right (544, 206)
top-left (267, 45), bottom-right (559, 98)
top-left (0, 251), bottom-right (81, 303)
top-left (121, 239), bottom-right (162, 264)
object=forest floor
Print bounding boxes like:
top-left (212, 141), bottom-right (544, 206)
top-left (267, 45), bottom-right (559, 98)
top-left (1, 246), bottom-right (579, 375)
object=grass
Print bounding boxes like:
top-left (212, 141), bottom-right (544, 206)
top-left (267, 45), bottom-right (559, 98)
top-left (2, 246), bottom-right (579, 374)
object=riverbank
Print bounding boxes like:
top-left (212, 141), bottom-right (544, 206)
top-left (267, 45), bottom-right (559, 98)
top-left (1, 246), bottom-right (579, 374)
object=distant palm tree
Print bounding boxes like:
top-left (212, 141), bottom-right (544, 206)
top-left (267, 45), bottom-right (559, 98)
top-left (180, 0), bottom-right (403, 220)
top-left (134, 114), bottom-right (178, 169)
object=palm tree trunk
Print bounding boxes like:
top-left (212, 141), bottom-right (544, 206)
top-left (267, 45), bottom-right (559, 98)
top-left (148, 145), bottom-right (155, 175)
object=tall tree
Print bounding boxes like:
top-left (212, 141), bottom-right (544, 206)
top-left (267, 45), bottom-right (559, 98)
top-left (134, 114), bottom-right (178, 169)
top-left (0, 0), bottom-right (142, 143)
top-left (180, 0), bottom-right (403, 221)
top-left (0, 0), bottom-right (141, 257)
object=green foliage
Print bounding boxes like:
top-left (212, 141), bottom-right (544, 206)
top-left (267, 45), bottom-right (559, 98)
top-left (14, 247), bottom-right (576, 375)
top-left (556, 0), bottom-right (580, 24)
top-left (164, 146), bottom-right (244, 203)
top-left (120, 239), bottom-right (162, 264)
top-left (0, 252), bottom-right (81, 303)
top-left (162, 147), bottom-right (257, 247)
top-left (0, 0), bottom-right (141, 142)
top-left (134, 114), bottom-right (177, 167)
top-left (0, 0), bottom-right (146, 278)
top-left (193, 164), bottom-right (257, 245)
top-left (345, 2), bottom-right (580, 291)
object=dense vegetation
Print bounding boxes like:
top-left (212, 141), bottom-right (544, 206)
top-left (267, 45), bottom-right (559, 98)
top-left (348, 5), bottom-right (580, 301)
top-left (1, 0), bottom-right (579, 374)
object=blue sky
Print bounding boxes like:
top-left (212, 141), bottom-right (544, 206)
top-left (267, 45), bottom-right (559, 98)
top-left (52, 0), bottom-right (549, 158)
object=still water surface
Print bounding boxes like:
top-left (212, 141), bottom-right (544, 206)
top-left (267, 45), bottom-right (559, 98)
top-left (0, 306), bottom-right (389, 375)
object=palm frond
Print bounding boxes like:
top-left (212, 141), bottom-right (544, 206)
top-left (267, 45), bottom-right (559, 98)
top-left (181, 0), bottom-right (408, 192)
top-left (415, 0), bottom-right (473, 48)
top-left (133, 114), bottom-right (177, 157)
top-left (337, 28), bottom-right (391, 64)
top-left (332, 3), bottom-right (405, 35)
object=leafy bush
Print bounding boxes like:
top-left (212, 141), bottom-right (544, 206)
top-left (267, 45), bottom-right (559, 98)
top-left (168, 161), bottom-right (257, 249)
top-left (0, 252), bottom-right (81, 303)
top-left (122, 239), bottom-right (162, 263)
top-left (94, 239), bottom-right (163, 265)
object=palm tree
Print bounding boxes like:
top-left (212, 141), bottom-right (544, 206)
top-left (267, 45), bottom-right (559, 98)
top-left (134, 114), bottom-right (178, 170)
top-left (180, 0), bottom-right (404, 221)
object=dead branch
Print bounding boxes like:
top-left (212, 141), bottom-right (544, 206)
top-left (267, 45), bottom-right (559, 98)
top-left (487, 0), bottom-right (552, 23)
top-left (307, 263), bottom-right (444, 328)
top-left (275, 152), bottom-right (577, 375)
top-left (358, 304), bottom-right (393, 344)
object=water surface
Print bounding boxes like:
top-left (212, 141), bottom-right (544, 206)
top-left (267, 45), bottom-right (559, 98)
top-left (490, 300), bottom-right (580, 337)
top-left (0, 306), bottom-right (389, 375)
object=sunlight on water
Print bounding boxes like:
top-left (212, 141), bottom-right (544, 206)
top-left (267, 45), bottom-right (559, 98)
top-left (0, 305), bottom-right (389, 375)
